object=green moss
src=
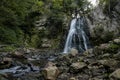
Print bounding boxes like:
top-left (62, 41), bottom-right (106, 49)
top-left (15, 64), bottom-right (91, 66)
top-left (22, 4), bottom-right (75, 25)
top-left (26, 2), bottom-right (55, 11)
top-left (109, 44), bottom-right (119, 50)
top-left (0, 45), bottom-right (16, 52)
top-left (106, 44), bottom-right (120, 53)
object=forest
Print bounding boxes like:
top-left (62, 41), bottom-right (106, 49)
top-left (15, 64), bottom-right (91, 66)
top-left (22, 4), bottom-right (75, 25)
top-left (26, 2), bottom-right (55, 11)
top-left (0, 0), bottom-right (120, 80)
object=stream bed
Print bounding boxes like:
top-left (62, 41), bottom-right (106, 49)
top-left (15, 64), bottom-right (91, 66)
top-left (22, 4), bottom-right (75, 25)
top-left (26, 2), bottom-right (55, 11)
top-left (0, 50), bottom-right (60, 80)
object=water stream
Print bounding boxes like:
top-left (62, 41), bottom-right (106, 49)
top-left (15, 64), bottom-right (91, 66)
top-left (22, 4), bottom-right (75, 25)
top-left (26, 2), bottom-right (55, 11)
top-left (63, 14), bottom-right (91, 53)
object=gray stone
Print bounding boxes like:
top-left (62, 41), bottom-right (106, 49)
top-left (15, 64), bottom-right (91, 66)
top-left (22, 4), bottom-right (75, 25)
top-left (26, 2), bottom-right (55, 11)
top-left (110, 69), bottom-right (120, 79)
top-left (70, 48), bottom-right (78, 56)
top-left (113, 38), bottom-right (120, 44)
top-left (70, 62), bottom-right (87, 70)
top-left (83, 49), bottom-right (93, 56)
top-left (42, 62), bottom-right (59, 80)
top-left (98, 59), bottom-right (118, 68)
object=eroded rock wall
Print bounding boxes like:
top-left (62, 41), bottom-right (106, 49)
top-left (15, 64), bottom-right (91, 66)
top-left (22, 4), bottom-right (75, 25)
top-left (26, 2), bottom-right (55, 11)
top-left (87, 0), bottom-right (120, 45)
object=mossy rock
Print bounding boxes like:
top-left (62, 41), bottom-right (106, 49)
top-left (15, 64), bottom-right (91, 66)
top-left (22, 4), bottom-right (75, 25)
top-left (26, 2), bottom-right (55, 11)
top-left (101, 43), bottom-right (120, 53)
top-left (108, 44), bottom-right (119, 53)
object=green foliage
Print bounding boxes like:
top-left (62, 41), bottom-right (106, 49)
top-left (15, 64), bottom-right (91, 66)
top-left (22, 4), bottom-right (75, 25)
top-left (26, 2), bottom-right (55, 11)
top-left (0, 45), bottom-right (16, 52)
top-left (0, 26), bottom-right (22, 44)
top-left (0, 0), bottom-right (91, 48)
top-left (30, 34), bottom-right (41, 48)
top-left (0, 27), bottom-right (17, 43)
top-left (0, 0), bottom-right (39, 45)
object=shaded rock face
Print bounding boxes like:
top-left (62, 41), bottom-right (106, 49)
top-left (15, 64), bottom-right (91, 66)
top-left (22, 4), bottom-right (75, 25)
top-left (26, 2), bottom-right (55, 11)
top-left (87, 0), bottom-right (120, 45)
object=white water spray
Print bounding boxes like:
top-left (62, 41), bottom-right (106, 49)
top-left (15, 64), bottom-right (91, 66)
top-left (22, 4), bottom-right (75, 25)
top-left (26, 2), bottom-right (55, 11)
top-left (63, 14), bottom-right (90, 53)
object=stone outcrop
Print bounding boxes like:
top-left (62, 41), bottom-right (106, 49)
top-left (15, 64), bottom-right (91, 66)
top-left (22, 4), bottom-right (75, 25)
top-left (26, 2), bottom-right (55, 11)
top-left (87, 0), bottom-right (120, 45)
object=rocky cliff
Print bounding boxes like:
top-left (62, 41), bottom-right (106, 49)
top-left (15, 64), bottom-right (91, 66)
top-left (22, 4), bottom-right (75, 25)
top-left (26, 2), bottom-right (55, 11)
top-left (87, 0), bottom-right (120, 45)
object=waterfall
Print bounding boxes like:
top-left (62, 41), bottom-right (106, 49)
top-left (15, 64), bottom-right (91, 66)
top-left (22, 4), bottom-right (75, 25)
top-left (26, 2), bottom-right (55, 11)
top-left (63, 14), bottom-right (91, 53)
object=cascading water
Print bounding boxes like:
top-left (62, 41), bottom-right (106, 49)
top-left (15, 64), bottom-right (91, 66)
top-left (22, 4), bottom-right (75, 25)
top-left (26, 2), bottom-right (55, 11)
top-left (63, 14), bottom-right (91, 53)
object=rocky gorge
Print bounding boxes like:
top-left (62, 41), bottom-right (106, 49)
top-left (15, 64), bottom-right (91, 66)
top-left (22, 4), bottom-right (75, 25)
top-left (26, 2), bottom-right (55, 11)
top-left (0, 37), bottom-right (120, 80)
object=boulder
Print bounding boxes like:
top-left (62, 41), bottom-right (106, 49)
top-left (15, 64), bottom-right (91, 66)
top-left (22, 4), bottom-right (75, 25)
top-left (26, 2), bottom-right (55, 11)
top-left (70, 48), bottom-right (78, 56)
top-left (83, 49), bottom-right (93, 57)
top-left (98, 59), bottom-right (118, 68)
top-left (110, 69), bottom-right (120, 79)
top-left (42, 62), bottom-right (59, 80)
top-left (113, 38), bottom-right (120, 44)
top-left (0, 57), bottom-right (12, 69)
top-left (70, 62), bottom-right (87, 73)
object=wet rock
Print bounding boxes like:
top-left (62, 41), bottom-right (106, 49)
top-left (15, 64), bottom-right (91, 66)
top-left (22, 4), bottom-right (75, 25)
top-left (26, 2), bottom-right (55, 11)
top-left (18, 71), bottom-right (42, 80)
top-left (70, 48), bottom-right (78, 56)
top-left (70, 62), bottom-right (87, 73)
top-left (12, 51), bottom-right (26, 59)
top-left (42, 62), bottom-right (59, 80)
top-left (25, 49), bottom-right (31, 54)
top-left (0, 57), bottom-right (12, 69)
top-left (0, 75), bottom-right (8, 80)
top-left (110, 69), bottom-right (120, 79)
